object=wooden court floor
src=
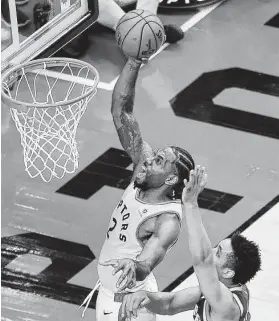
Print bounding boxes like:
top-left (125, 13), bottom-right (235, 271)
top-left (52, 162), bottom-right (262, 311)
top-left (1, 0), bottom-right (279, 320)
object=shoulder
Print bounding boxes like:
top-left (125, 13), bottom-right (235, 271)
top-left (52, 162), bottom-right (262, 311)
top-left (230, 285), bottom-right (250, 317)
top-left (122, 181), bottom-right (137, 197)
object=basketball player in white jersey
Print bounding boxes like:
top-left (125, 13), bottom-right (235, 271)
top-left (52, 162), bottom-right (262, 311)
top-left (79, 57), bottom-right (196, 320)
top-left (118, 167), bottom-right (262, 321)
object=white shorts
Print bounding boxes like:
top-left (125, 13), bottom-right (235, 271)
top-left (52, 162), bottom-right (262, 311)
top-left (96, 275), bottom-right (158, 321)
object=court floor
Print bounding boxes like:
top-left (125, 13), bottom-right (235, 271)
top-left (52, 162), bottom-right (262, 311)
top-left (1, 0), bottom-right (279, 320)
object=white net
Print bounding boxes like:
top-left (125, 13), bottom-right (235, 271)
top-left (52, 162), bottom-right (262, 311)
top-left (1, 58), bottom-right (99, 182)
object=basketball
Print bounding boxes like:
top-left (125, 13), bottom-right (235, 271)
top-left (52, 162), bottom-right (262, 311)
top-left (115, 9), bottom-right (166, 60)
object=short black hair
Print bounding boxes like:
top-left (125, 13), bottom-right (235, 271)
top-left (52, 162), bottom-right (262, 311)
top-left (170, 146), bottom-right (195, 200)
top-left (227, 233), bottom-right (262, 285)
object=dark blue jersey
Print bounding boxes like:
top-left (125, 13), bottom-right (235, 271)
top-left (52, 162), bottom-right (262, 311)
top-left (193, 284), bottom-right (250, 321)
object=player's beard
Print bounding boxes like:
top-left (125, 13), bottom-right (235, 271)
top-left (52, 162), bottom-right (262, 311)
top-left (134, 179), bottom-right (149, 191)
top-left (134, 166), bottom-right (150, 191)
top-left (134, 171), bottom-right (150, 191)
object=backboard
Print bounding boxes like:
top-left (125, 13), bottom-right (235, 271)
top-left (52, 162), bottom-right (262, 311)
top-left (1, 0), bottom-right (99, 72)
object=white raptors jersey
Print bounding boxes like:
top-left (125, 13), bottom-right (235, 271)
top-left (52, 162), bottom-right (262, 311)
top-left (98, 182), bottom-right (182, 292)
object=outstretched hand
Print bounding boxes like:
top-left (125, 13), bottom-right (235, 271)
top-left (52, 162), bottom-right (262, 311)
top-left (118, 291), bottom-right (150, 321)
top-left (99, 258), bottom-right (137, 292)
top-left (182, 165), bottom-right (208, 205)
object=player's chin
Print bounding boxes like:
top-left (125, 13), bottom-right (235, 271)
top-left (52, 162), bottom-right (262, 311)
top-left (134, 177), bottom-right (148, 190)
top-left (135, 171), bottom-right (147, 182)
top-left (134, 177), bottom-right (144, 186)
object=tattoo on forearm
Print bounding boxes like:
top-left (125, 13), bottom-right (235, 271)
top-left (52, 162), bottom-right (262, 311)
top-left (117, 112), bottom-right (143, 161)
top-left (118, 93), bottom-right (134, 113)
top-left (112, 59), bottom-right (143, 163)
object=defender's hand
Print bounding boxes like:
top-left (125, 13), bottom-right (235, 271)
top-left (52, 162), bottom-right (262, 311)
top-left (182, 165), bottom-right (207, 205)
top-left (119, 291), bottom-right (150, 321)
top-left (100, 258), bottom-right (137, 291)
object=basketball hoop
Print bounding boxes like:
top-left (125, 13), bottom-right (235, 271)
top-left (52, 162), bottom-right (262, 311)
top-left (1, 58), bottom-right (99, 182)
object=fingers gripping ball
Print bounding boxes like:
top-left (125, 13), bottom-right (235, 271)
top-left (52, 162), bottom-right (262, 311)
top-left (116, 9), bottom-right (166, 59)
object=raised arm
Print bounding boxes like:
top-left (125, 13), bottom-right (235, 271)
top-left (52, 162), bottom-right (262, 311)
top-left (182, 167), bottom-right (238, 317)
top-left (111, 58), bottom-right (153, 171)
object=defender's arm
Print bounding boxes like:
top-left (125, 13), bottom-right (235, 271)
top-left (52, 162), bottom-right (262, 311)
top-left (184, 202), bottom-right (238, 317)
top-left (182, 167), bottom-right (238, 317)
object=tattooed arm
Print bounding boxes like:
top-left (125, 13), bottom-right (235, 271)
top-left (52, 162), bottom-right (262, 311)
top-left (111, 58), bottom-right (154, 178)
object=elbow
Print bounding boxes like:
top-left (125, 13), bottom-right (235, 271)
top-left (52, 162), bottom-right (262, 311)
top-left (164, 294), bottom-right (175, 315)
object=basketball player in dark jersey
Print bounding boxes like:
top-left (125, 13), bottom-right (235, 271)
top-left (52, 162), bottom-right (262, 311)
top-left (117, 167), bottom-right (262, 321)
